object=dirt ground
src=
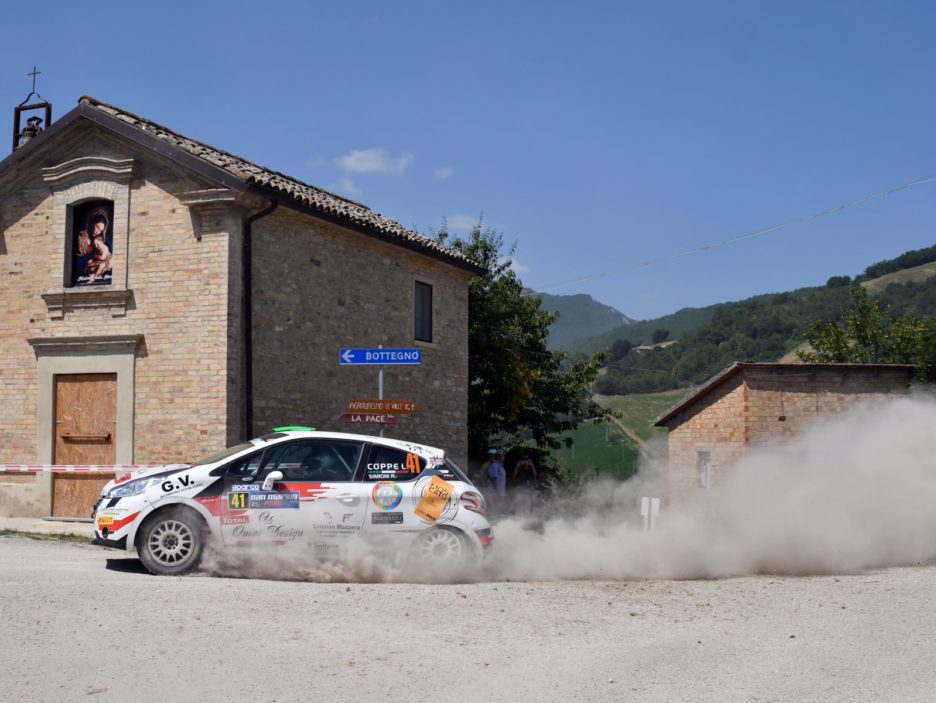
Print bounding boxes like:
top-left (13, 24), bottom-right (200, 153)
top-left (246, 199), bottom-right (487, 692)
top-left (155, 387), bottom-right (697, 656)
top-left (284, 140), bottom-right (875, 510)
top-left (2, 536), bottom-right (935, 702)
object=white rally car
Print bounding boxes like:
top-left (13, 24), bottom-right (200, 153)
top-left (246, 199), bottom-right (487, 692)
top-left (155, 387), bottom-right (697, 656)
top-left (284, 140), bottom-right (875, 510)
top-left (91, 428), bottom-right (493, 576)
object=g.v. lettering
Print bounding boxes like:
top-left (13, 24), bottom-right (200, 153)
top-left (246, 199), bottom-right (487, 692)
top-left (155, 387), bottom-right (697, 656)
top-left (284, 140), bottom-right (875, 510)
top-left (161, 474), bottom-right (193, 493)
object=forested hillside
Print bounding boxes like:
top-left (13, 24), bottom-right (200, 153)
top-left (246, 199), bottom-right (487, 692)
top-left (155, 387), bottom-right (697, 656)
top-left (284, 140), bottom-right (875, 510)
top-left (592, 243), bottom-right (936, 395)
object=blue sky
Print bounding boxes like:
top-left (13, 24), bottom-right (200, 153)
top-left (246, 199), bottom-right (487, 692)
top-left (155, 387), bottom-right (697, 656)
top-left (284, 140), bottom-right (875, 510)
top-left (4, 1), bottom-right (936, 320)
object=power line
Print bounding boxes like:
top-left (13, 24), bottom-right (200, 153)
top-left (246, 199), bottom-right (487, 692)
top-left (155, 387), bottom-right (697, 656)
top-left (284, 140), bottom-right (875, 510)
top-left (538, 174), bottom-right (936, 293)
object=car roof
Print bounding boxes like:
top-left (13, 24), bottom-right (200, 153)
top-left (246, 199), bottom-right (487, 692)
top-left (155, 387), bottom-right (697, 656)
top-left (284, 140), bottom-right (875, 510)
top-left (257, 430), bottom-right (446, 458)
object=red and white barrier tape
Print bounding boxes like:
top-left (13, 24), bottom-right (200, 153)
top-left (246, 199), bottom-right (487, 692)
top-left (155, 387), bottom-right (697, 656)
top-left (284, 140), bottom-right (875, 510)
top-left (0, 465), bottom-right (159, 473)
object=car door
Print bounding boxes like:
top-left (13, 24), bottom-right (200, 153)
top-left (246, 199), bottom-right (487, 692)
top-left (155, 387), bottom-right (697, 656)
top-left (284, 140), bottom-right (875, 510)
top-left (256, 438), bottom-right (369, 554)
top-left (216, 445), bottom-right (307, 546)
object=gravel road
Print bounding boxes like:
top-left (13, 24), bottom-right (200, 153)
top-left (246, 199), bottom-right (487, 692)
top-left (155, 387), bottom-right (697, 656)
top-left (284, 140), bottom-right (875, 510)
top-left (2, 535), bottom-right (935, 703)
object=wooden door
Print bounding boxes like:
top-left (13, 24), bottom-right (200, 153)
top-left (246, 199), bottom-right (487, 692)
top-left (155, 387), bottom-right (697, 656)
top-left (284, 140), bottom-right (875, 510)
top-left (52, 373), bottom-right (117, 517)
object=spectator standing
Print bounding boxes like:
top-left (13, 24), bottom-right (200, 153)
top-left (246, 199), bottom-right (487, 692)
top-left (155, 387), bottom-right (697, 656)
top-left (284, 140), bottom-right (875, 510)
top-left (511, 453), bottom-right (538, 513)
top-left (487, 449), bottom-right (507, 512)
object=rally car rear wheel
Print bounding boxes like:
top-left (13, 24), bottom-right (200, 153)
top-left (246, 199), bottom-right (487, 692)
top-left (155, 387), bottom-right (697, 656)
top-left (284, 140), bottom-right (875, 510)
top-left (138, 507), bottom-right (205, 576)
top-left (417, 527), bottom-right (470, 562)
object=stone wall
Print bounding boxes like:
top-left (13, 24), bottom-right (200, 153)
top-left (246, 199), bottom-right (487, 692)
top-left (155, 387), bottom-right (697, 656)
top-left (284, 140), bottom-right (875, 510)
top-left (743, 366), bottom-right (912, 446)
top-left (666, 374), bottom-right (746, 502)
top-left (0, 129), bottom-right (234, 466)
top-left (250, 207), bottom-right (472, 467)
top-left (664, 365), bottom-right (913, 504)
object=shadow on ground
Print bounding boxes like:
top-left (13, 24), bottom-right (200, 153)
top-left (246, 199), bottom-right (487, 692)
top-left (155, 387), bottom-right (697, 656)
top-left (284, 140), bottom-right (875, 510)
top-left (105, 558), bottom-right (148, 574)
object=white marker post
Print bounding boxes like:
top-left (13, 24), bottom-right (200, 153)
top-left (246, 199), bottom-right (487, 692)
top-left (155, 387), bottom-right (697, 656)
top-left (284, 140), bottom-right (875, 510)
top-left (640, 496), bottom-right (660, 531)
top-left (378, 344), bottom-right (384, 438)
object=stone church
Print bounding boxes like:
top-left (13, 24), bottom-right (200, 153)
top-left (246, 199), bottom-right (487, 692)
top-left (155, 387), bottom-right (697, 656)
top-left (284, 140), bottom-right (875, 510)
top-left (0, 95), bottom-right (480, 516)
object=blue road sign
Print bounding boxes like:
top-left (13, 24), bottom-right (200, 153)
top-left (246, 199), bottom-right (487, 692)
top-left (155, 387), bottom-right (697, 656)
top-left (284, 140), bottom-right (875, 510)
top-left (339, 348), bottom-right (422, 365)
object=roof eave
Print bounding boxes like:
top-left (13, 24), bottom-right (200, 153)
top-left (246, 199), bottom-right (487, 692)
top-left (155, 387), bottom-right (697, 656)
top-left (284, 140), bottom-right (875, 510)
top-left (652, 362), bottom-right (916, 427)
top-left (246, 183), bottom-right (485, 276)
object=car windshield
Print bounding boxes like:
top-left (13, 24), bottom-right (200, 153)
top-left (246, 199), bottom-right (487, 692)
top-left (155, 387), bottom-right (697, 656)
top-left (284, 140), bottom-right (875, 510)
top-left (190, 442), bottom-right (255, 467)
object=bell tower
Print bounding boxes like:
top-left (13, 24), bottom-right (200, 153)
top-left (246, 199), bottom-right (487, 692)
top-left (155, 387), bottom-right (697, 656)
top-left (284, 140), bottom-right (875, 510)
top-left (12, 66), bottom-right (52, 151)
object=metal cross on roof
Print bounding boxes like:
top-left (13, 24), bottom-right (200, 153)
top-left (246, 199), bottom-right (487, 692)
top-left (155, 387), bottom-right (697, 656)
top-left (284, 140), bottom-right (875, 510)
top-left (28, 66), bottom-right (40, 93)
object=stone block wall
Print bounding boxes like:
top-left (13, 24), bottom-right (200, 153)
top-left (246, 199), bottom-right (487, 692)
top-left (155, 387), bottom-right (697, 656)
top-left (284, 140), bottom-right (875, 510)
top-left (666, 374), bottom-right (746, 502)
top-left (0, 131), bottom-right (234, 466)
top-left (664, 364), bottom-right (913, 504)
top-left (250, 207), bottom-right (472, 467)
top-left (743, 366), bottom-right (912, 446)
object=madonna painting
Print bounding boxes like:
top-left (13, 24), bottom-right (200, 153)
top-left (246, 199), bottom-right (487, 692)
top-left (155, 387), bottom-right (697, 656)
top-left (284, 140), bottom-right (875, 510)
top-left (73, 200), bottom-right (114, 286)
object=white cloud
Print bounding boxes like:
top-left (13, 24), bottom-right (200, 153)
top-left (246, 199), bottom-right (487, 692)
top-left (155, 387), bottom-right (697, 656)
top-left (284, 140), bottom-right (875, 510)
top-left (496, 255), bottom-right (529, 275)
top-left (338, 176), bottom-right (360, 196)
top-left (447, 213), bottom-right (481, 232)
top-left (434, 166), bottom-right (455, 180)
top-left (510, 258), bottom-right (530, 275)
top-left (337, 148), bottom-right (414, 174)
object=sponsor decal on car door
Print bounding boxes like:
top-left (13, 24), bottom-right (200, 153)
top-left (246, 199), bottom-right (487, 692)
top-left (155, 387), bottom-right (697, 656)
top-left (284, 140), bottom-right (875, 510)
top-left (264, 439), bottom-right (369, 554)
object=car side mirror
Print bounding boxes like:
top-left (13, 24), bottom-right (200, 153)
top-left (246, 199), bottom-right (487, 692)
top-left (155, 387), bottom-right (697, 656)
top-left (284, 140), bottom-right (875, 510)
top-left (261, 470), bottom-right (283, 491)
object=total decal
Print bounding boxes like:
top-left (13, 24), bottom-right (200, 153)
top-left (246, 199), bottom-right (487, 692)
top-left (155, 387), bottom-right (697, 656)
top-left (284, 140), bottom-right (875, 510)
top-left (371, 481), bottom-right (404, 511)
top-left (412, 474), bottom-right (457, 524)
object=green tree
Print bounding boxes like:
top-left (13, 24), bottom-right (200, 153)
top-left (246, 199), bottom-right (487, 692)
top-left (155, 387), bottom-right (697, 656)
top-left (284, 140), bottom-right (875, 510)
top-left (651, 328), bottom-right (670, 344)
top-left (607, 338), bottom-right (633, 362)
top-left (798, 286), bottom-right (936, 381)
top-left (436, 221), bottom-right (610, 459)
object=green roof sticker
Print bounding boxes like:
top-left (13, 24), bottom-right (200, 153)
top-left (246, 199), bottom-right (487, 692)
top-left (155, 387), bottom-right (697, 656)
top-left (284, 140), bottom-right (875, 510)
top-left (273, 426), bottom-right (316, 432)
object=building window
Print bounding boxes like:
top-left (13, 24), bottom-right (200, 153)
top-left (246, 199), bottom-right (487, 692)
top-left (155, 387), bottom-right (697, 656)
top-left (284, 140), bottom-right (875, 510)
top-left (697, 450), bottom-right (713, 488)
top-left (414, 281), bottom-right (433, 342)
top-left (68, 199), bottom-right (114, 287)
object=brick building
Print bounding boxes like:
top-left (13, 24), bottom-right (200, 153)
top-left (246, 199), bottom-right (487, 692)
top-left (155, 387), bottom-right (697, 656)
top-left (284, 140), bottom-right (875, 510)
top-left (0, 96), bottom-right (481, 517)
top-left (652, 362), bottom-right (914, 502)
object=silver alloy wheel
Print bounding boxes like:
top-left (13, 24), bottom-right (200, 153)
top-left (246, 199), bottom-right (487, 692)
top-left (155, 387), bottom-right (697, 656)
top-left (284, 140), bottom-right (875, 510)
top-left (418, 528), bottom-right (465, 561)
top-left (148, 519), bottom-right (195, 567)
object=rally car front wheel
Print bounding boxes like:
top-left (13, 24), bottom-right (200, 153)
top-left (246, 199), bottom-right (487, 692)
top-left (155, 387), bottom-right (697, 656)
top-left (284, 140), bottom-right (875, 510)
top-left (137, 507), bottom-right (206, 576)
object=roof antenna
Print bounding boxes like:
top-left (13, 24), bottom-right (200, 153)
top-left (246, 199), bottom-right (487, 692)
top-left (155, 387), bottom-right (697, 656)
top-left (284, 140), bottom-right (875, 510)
top-left (12, 66), bottom-right (53, 152)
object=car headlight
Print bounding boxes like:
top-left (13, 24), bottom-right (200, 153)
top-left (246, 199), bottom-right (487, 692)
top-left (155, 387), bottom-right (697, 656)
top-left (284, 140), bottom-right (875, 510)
top-left (107, 477), bottom-right (157, 498)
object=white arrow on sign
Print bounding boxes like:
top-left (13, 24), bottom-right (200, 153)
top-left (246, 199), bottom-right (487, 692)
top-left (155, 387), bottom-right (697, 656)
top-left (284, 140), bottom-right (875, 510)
top-left (341, 349), bottom-right (354, 364)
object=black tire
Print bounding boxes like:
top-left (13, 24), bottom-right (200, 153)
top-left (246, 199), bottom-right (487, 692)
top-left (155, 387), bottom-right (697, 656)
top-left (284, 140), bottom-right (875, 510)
top-left (137, 506), bottom-right (206, 576)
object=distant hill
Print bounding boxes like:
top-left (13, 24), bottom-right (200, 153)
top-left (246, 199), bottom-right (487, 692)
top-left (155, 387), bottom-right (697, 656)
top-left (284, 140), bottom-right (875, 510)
top-left (574, 241), bottom-right (936, 395)
top-left (530, 291), bottom-right (634, 348)
top-left (564, 304), bottom-right (723, 356)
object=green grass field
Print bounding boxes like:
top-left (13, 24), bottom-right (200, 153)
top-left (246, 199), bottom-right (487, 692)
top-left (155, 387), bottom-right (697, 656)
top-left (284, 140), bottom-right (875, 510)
top-left (553, 420), bottom-right (640, 480)
top-left (595, 388), bottom-right (689, 441)
top-left (547, 389), bottom-right (688, 481)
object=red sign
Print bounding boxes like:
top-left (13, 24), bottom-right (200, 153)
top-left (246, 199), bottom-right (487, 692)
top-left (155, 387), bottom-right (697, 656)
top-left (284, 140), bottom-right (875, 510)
top-left (346, 399), bottom-right (417, 414)
top-left (339, 413), bottom-right (397, 425)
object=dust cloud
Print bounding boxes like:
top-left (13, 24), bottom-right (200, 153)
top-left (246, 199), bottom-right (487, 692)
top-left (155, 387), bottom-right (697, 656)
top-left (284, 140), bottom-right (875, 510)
top-left (489, 392), bottom-right (936, 581)
top-left (203, 393), bottom-right (936, 583)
